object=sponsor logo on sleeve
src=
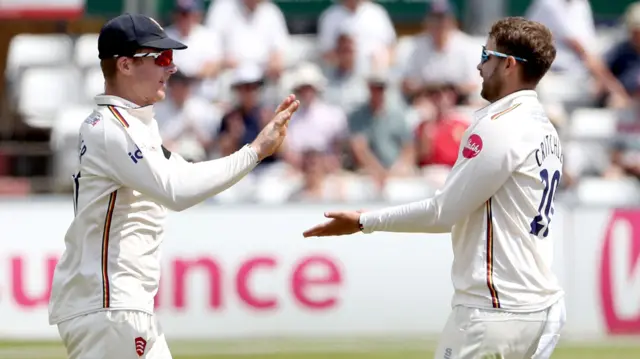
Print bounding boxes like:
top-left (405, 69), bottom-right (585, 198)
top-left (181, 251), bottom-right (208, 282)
top-left (462, 134), bottom-right (483, 159)
top-left (84, 113), bottom-right (102, 127)
top-left (129, 146), bottom-right (144, 164)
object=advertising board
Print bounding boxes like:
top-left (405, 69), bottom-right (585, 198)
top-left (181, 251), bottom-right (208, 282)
top-left (6, 199), bottom-right (639, 340)
top-left (1, 201), bottom-right (460, 339)
top-left (566, 208), bottom-right (640, 336)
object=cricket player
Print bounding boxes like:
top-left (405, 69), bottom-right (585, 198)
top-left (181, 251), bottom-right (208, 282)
top-left (304, 17), bottom-right (565, 359)
top-left (47, 13), bottom-right (299, 359)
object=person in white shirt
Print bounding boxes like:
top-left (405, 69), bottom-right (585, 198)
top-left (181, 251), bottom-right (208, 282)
top-left (526, 0), bottom-right (629, 107)
top-left (47, 13), bottom-right (299, 359)
top-left (401, 1), bottom-right (480, 103)
top-left (280, 62), bottom-right (348, 171)
top-left (318, 0), bottom-right (396, 74)
top-left (164, 0), bottom-right (225, 100)
top-left (154, 71), bottom-right (223, 162)
top-left (304, 17), bottom-right (566, 359)
top-left (204, 0), bottom-right (289, 80)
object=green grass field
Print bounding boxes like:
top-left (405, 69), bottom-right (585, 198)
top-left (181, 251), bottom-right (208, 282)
top-left (1, 339), bottom-right (639, 359)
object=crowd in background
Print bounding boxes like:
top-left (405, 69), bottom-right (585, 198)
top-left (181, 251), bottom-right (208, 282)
top-left (5, 0), bottom-right (640, 204)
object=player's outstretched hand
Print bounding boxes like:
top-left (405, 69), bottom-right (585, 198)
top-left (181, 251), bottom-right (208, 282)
top-left (250, 94), bottom-right (300, 161)
top-left (303, 211), bottom-right (362, 238)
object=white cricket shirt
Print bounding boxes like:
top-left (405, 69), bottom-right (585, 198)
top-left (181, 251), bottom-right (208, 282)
top-left (48, 95), bottom-right (259, 325)
top-left (360, 90), bottom-right (564, 312)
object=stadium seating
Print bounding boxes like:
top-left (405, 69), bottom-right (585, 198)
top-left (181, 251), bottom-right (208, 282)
top-left (382, 176), bottom-right (435, 202)
top-left (17, 66), bottom-right (81, 128)
top-left (284, 34), bottom-right (321, 69)
top-left (83, 66), bottom-right (105, 103)
top-left (576, 177), bottom-right (640, 206)
top-left (50, 105), bottom-right (95, 191)
top-left (74, 33), bottom-right (100, 69)
top-left (5, 34), bottom-right (74, 82)
top-left (568, 107), bottom-right (618, 140)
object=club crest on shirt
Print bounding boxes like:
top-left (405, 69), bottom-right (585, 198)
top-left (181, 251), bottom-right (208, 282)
top-left (84, 112), bottom-right (102, 127)
top-left (462, 134), bottom-right (483, 159)
top-left (134, 337), bottom-right (147, 357)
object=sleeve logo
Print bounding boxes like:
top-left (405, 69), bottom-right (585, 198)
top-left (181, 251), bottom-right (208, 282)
top-left (462, 134), bottom-right (483, 159)
top-left (129, 146), bottom-right (144, 164)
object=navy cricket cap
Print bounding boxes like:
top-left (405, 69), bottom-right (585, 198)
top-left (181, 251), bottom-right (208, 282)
top-left (98, 13), bottom-right (187, 60)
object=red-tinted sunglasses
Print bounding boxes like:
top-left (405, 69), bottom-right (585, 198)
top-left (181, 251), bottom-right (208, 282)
top-left (131, 50), bottom-right (174, 67)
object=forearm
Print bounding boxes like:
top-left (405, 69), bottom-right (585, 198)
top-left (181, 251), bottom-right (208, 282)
top-left (359, 199), bottom-right (452, 234)
top-left (162, 145), bottom-right (258, 211)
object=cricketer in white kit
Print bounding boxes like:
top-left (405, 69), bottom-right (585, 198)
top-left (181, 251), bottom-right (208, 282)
top-left (303, 17), bottom-right (566, 359)
top-left (48, 13), bottom-right (299, 359)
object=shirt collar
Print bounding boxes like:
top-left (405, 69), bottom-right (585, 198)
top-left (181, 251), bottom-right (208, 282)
top-left (94, 95), bottom-right (155, 124)
top-left (474, 89), bottom-right (537, 120)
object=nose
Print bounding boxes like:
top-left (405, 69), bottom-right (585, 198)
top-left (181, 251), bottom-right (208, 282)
top-left (476, 61), bottom-right (482, 71)
top-left (166, 63), bottom-right (178, 75)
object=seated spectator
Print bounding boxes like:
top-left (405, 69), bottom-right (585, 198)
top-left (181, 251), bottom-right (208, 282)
top-left (348, 72), bottom-right (416, 188)
top-left (280, 63), bottom-right (348, 172)
top-left (318, 0), bottom-right (396, 74)
top-left (288, 150), bottom-right (348, 203)
top-left (164, 0), bottom-right (224, 100)
top-left (213, 64), bottom-right (275, 165)
top-left (526, 0), bottom-right (630, 107)
top-left (606, 71), bottom-right (640, 179)
top-left (401, 1), bottom-right (480, 104)
top-left (154, 71), bottom-right (223, 162)
top-left (606, 3), bottom-right (640, 96)
top-left (323, 32), bottom-right (370, 114)
top-left (204, 0), bottom-right (289, 81)
top-left (414, 84), bottom-right (469, 169)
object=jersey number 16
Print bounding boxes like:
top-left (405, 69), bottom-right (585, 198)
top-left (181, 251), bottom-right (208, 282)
top-left (529, 169), bottom-right (561, 239)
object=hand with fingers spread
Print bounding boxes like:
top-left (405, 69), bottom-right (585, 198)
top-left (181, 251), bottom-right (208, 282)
top-left (302, 210), bottom-right (364, 238)
top-left (250, 94), bottom-right (300, 161)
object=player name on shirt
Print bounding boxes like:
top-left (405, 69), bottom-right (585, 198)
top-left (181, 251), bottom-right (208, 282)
top-left (535, 134), bottom-right (563, 167)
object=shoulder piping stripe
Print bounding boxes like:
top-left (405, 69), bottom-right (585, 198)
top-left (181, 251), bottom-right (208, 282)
top-left (491, 103), bottom-right (521, 120)
top-left (101, 190), bottom-right (117, 308)
top-left (107, 105), bottom-right (130, 128)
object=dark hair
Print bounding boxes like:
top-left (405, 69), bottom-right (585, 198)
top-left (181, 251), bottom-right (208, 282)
top-left (489, 17), bottom-right (556, 85)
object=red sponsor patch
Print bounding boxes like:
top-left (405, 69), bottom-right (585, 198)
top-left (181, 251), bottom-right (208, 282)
top-left (135, 337), bottom-right (147, 357)
top-left (462, 134), bottom-right (483, 159)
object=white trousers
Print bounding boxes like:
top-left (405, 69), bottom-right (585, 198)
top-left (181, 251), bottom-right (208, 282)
top-left (57, 310), bottom-right (172, 359)
top-left (434, 298), bottom-right (566, 359)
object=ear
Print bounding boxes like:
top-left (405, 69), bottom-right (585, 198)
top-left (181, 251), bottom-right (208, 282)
top-left (504, 56), bottom-right (518, 72)
top-left (117, 57), bottom-right (132, 76)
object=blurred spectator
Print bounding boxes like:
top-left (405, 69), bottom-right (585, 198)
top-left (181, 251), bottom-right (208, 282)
top-left (606, 2), bottom-right (640, 96)
top-left (606, 71), bottom-right (640, 179)
top-left (155, 71), bottom-right (223, 162)
top-left (164, 0), bottom-right (224, 100)
top-left (348, 73), bottom-right (416, 187)
top-left (318, 0), bottom-right (396, 75)
top-left (323, 32), bottom-right (369, 114)
top-left (414, 84), bottom-right (469, 169)
top-left (204, 0), bottom-right (289, 80)
top-left (288, 150), bottom-right (347, 202)
top-left (526, 0), bottom-right (630, 107)
top-left (401, 1), bottom-right (480, 103)
top-left (280, 63), bottom-right (348, 172)
top-left (214, 64), bottom-right (275, 165)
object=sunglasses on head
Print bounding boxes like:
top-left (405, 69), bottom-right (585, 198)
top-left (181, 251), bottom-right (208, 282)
top-left (129, 50), bottom-right (174, 67)
top-left (481, 46), bottom-right (527, 65)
